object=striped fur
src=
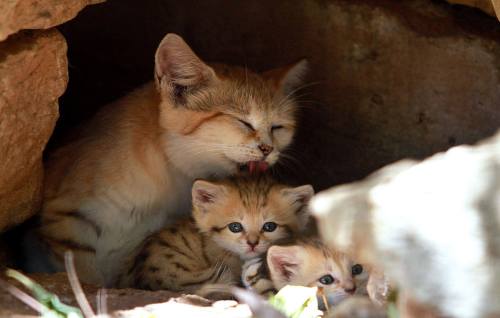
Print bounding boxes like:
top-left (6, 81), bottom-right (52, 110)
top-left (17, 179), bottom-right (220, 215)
top-left (119, 176), bottom-right (313, 292)
top-left (26, 33), bottom-right (307, 286)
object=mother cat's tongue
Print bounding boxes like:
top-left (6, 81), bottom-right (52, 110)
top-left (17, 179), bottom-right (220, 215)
top-left (248, 161), bottom-right (269, 174)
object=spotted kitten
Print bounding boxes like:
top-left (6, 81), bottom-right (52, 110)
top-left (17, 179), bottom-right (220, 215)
top-left (119, 176), bottom-right (314, 292)
top-left (242, 239), bottom-right (369, 307)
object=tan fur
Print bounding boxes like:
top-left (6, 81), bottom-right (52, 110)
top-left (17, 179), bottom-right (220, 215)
top-left (27, 33), bottom-right (307, 285)
top-left (119, 176), bottom-right (313, 292)
top-left (242, 239), bottom-right (369, 307)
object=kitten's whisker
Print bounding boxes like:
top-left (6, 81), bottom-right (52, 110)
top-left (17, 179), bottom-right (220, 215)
top-left (97, 288), bottom-right (108, 316)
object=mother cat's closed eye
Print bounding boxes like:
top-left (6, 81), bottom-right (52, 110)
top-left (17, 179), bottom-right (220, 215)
top-left (25, 33), bottom-right (308, 286)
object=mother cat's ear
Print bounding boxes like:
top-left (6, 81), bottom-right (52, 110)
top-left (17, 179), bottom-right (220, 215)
top-left (192, 180), bottom-right (227, 213)
top-left (263, 59), bottom-right (308, 96)
top-left (154, 33), bottom-right (216, 102)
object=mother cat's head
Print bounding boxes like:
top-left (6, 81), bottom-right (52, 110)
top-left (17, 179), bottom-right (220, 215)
top-left (154, 33), bottom-right (307, 177)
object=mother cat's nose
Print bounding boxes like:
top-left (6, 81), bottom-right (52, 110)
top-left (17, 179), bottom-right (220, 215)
top-left (258, 143), bottom-right (273, 156)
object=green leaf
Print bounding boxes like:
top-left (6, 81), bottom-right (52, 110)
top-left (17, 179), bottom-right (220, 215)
top-left (268, 285), bottom-right (320, 318)
top-left (6, 269), bottom-right (83, 318)
top-left (386, 288), bottom-right (399, 318)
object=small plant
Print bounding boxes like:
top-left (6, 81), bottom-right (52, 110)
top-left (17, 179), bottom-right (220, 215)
top-left (267, 285), bottom-right (321, 318)
top-left (3, 269), bottom-right (83, 318)
top-left (0, 252), bottom-right (104, 318)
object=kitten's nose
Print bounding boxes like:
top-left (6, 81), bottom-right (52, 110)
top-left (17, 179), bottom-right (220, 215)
top-left (258, 143), bottom-right (273, 156)
top-left (247, 239), bottom-right (259, 250)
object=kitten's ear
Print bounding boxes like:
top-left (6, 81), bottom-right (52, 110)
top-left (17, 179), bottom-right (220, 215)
top-left (154, 33), bottom-right (216, 102)
top-left (281, 185), bottom-right (314, 229)
top-left (192, 180), bottom-right (226, 212)
top-left (267, 245), bottom-right (304, 285)
top-left (263, 59), bottom-right (308, 95)
top-left (281, 185), bottom-right (314, 208)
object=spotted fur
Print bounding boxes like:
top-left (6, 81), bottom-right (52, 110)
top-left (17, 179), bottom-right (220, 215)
top-left (119, 176), bottom-right (313, 292)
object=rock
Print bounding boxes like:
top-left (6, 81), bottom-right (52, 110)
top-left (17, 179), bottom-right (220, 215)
top-left (117, 297), bottom-right (252, 318)
top-left (0, 272), bottom-right (251, 317)
top-left (446, 0), bottom-right (498, 18)
top-left (0, 29), bottom-right (67, 232)
top-left (0, 0), bottom-right (105, 41)
top-left (0, 272), bottom-right (176, 316)
top-left (310, 131), bottom-right (500, 318)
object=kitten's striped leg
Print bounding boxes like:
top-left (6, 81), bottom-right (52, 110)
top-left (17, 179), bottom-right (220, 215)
top-left (136, 259), bottom-right (238, 294)
top-left (194, 263), bottom-right (239, 299)
top-left (242, 258), bottom-right (276, 295)
top-left (183, 261), bottom-right (237, 293)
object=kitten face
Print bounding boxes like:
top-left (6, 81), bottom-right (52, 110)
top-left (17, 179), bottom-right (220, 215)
top-left (154, 34), bottom-right (306, 177)
top-left (267, 241), bottom-right (369, 307)
top-left (192, 177), bottom-right (313, 260)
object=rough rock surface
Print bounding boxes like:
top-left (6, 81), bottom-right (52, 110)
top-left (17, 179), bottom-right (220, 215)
top-left (0, 272), bottom-right (174, 316)
top-left (446, 0), bottom-right (499, 18)
top-left (311, 131), bottom-right (500, 318)
top-left (0, 0), bottom-right (104, 41)
top-left (0, 272), bottom-right (251, 317)
top-left (57, 0), bottom-right (500, 190)
top-left (0, 29), bottom-right (67, 232)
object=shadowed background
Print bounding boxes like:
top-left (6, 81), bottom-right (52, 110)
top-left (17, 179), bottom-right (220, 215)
top-left (55, 0), bottom-right (500, 190)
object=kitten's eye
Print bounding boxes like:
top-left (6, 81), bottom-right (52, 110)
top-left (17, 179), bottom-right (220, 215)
top-left (352, 264), bottom-right (363, 276)
top-left (271, 125), bottom-right (284, 132)
top-left (319, 274), bottom-right (335, 285)
top-left (238, 119), bottom-right (255, 132)
top-left (262, 222), bottom-right (278, 232)
top-left (228, 222), bottom-right (244, 233)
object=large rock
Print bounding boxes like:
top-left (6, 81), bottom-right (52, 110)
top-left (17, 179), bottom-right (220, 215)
top-left (311, 131), bottom-right (500, 318)
top-left (0, 29), bottom-right (67, 232)
top-left (0, 0), bottom-right (104, 41)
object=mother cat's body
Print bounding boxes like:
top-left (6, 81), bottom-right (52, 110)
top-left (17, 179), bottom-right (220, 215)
top-left (27, 33), bottom-right (306, 286)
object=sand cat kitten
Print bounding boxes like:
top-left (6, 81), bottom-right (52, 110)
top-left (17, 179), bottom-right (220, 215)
top-left (28, 33), bottom-right (307, 285)
top-left (119, 176), bottom-right (314, 292)
top-left (242, 239), bottom-right (368, 307)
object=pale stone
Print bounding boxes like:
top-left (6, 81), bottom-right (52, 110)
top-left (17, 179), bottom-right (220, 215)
top-left (311, 131), bottom-right (500, 318)
top-left (0, 29), bottom-right (67, 232)
top-left (0, 0), bottom-right (105, 41)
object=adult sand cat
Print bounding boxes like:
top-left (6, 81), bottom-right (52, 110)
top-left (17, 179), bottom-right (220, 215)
top-left (119, 176), bottom-right (313, 292)
top-left (27, 33), bottom-right (307, 285)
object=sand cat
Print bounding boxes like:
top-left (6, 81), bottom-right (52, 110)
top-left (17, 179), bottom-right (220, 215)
top-left (118, 176), bottom-right (314, 292)
top-left (242, 239), bottom-right (369, 308)
top-left (27, 33), bottom-right (307, 286)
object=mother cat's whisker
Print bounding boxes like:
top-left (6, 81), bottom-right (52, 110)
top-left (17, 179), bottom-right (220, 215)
top-left (276, 81), bottom-right (321, 108)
